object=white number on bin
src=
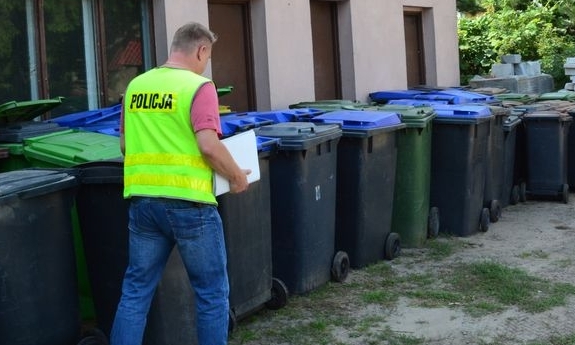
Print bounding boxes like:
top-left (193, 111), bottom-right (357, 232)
top-left (315, 185), bottom-right (321, 201)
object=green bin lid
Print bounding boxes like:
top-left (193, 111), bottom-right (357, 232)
top-left (217, 86), bottom-right (233, 97)
top-left (289, 99), bottom-right (371, 111)
top-left (0, 97), bottom-right (64, 123)
top-left (0, 143), bottom-right (25, 155)
top-left (369, 104), bottom-right (436, 128)
top-left (23, 129), bottom-right (122, 168)
top-left (523, 111), bottom-right (573, 122)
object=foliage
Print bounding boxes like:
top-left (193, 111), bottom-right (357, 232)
top-left (458, 0), bottom-right (575, 87)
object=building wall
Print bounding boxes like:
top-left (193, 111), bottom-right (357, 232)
top-left (160, 0), bottom-right (459, 109)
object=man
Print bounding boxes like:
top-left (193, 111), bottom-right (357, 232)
top-left (111, 22), bottom-right (250, 345)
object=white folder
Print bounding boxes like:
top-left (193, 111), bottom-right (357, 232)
top-left (213, 129), bottom-right (260, 196)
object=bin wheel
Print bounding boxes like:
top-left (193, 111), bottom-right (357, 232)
top-left (489, 200), bottom-right (502, 223)
top-left (510, 185), bottom-right (520, 205)
top-left (228, 309), bottom-right (237, 333)
top-left (81, 328), bottom-right (108, 345)
top-left (384, 232), bottom-right (401, 260)
top-left (561, 183), bottom-right (570, 204)
top-left (479, 208), bottom-right (490, 232)
top-left (331, 251), bottom-right (350, 282)
top-left (265, 278), bottom-right (288, 310)
top-left (427, 207), bottom-right (440, 238)
top-left (519, 182), bottom-right (527, 202)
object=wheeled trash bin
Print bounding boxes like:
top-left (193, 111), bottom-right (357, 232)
top-left (310, 110), bottom-right (405, 266)
top-left (0, 169), bottom-right (80, 345)
top-left (255, 122), bottom-right (348, 295)
top-left (522, 111), bottom-right (572, 203)
top-left (430, 105), bottom-right (494, 236)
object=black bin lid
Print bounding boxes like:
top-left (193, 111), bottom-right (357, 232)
top-left (0, 169), bottom-right (76, 203)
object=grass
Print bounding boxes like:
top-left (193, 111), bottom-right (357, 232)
top-left (229, 236), bottom-right (575, 345)
top-left (528, 333), bottom-right (575, 345)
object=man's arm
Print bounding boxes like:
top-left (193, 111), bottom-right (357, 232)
top-left (196, 128), bottom-right (250, 193)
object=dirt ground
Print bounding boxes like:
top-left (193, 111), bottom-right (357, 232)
top-left (381, 195), bottom-right (575, 345)
top-left (230, 193), bottom-right (575, 345)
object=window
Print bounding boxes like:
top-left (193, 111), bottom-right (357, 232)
top-left (0, 0), bottom-right (154, 118)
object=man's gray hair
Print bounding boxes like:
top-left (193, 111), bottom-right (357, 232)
top-left (170, 22), bottom-right (217, 53)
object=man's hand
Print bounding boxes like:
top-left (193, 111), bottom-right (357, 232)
top-left (229, 169), bottom-right (251, 193)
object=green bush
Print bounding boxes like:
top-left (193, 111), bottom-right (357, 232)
top-left (458, 1), bottom-right (575, 88)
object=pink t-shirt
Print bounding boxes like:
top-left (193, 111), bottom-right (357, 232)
top-left (120, 82), bottom-right (221, 136)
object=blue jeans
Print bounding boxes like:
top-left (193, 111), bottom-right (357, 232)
top-left (110, 197), bottom-right (229, 345)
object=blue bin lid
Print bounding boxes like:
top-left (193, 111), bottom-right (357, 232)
top-left (219, 113), bottom-right (275, 137)
top-left (310, 110), bottom-right (401, 129)
top-left (256, 136), bottom-right (280, 152)
top-left (432, 104), bottom-right (493, 125)
top-left (49, 104), bottom-right (121, 127)
top-left (369, 90), bottom-right (425, 103)
top-left (388, 99), bottom-right (449, 106)
top-left (431, 104), bottom-right (492, 117)
top-left (239, 108), bottom-right (324, 123)
top-left (413, 89), bottom-right (497, 104)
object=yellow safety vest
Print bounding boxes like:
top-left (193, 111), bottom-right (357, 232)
top-left (123, 67), bottom-right (217, 204)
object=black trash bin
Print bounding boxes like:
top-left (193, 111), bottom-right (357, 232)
top-left (500, 115), bottom-right (522, 207)
top-left (567, 109), bottom-right (575, 191)
top-left (430, 105), bottom-right (494, 236)
top-left (522, 111), bottom-right (572, 203)
top-left (75, 161), bottom-right (197, 345)
top-left (216, 135), bottom-right (288, 320)
top-left (482, 106), bottom-right (510, 222)
top-left (310, 110), bottom-right (405, 267)
top-left (0, 169), bottom-right (80, 345)
top-left (255, 122), bottom-right (347, 295)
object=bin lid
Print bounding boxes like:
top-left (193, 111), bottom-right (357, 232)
top-left (256, 136), bottom-right (280, 152)
top-left (0, 121), bottom-right (66, 143)
top-left (503, 115), bottom-right (522, 131)
top-left (217, 86), bottom-right (233, 97)
top-left (76, 159), bottom-right (124, 184)
top-left (413, 89), bottom-right (497, 104)
top-left (388, 99), bottom-right (449, 106)
top-left (220, 113), bottom-right (276, 137)
top-left (289, 100), bottom-right (371, 111)
top-left (48, 104), bottom-right (121, 128)
top-left (254, 122), bottom-right (342, 150)
top-left (537, 92), bottom-right (575, 101)
top-left (0, 169), bottom-right (76, 202)
top-left (432, 104), bottom-right (493, 124)
top-left (369, 90), bottom-right (425, 103)
top-left (523, 111), bottom-right (573, 122)
top-left (372, 104), bottom-right (436, 127)
top-left (23, 129), bottom-right (122, 168)
top-left (513, 103), bottom-right (554, 114)
top-left (310, 110), bottom-right (405, 137)
top-left (0, 143), bottom-right (25, 155)
top-left (0, 97), bottom-right (65, 124)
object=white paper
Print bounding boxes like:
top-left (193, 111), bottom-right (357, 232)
top-left (214, 129), bottom-right (260, 196)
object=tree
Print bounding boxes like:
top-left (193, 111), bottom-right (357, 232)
top-left (458, 0), bottom-right (575, 87)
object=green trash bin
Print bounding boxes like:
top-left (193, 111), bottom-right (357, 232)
top-left (22, 129), bottom-right (122, 321)
top-left (0, 143), bottom-right (31, 172)
top-left (375, 105), bottom-right (437, 247)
